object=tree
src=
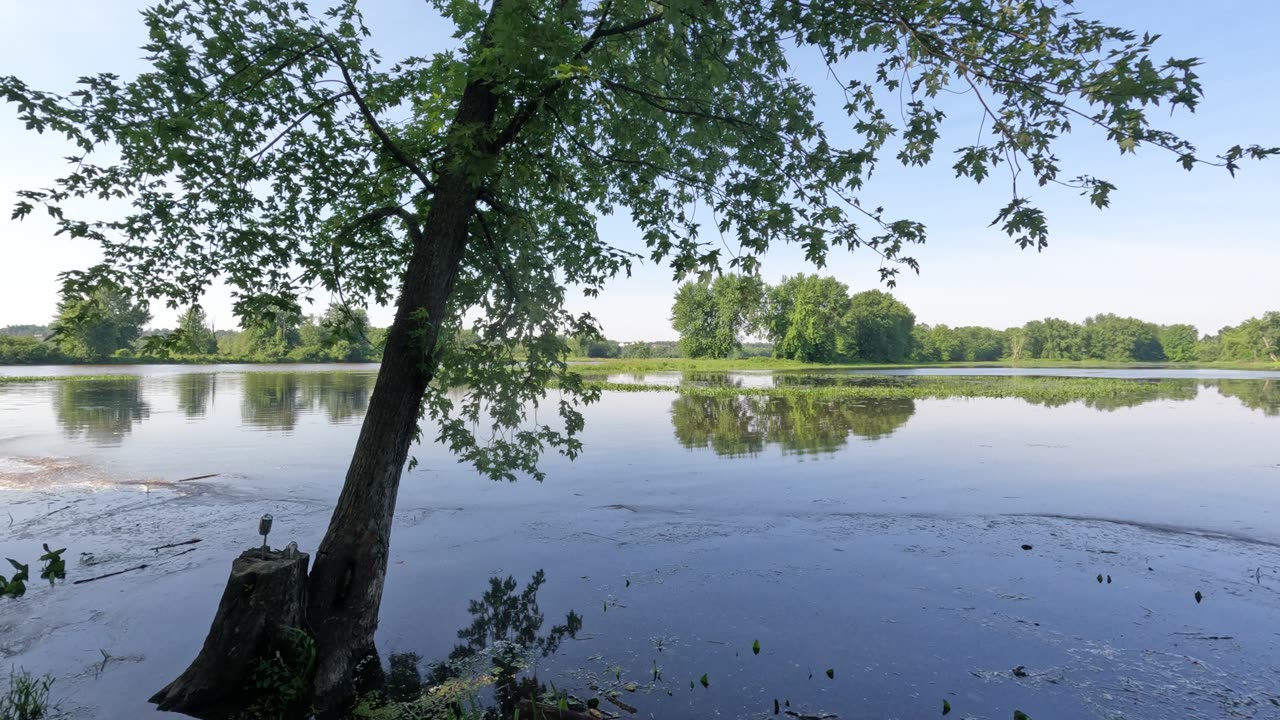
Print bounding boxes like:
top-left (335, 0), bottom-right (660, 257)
top-left (1081, 313), bottom-right (1164, 362)
top-left (4, 0), bottom-right (1272, 712)
top-left (317, 306), bottom-right (376, 361)
top-left (49, 285), bottom-right (151, 361)
top-left (1158, 324), bottom-right (1199, 363)
top-left (1217, 312), bottom-right (1280, 362)
top-left (1004, 326), bottom-right (1029, 362)
top-left (670, 274), bottom-right (762, 358)
top-left (845, 290), bottom-right (915, 363)
top-left (953, 326), bottom-right (1004, 361)
top-left (764, 274), bottom-right (853, 362)
top-left (173, 306), bottom-right (219, 355)
top-left (1022, 318), bottom-right (1084, 360)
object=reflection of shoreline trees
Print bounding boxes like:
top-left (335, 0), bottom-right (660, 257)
top-left (239, 372), bottom-right (376, 430)
top-left (668, 377), bottom-right (1280, 457)
top-left (54, 378), bottom-right (150, 446)
top-left (1213, 379), bottom-right (1279, 416)
top-left (174, 373), bottom-right (216, 418)
top-left (672, 394), bottom-right (916, 457)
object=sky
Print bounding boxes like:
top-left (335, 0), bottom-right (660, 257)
top-left (1, 1), bottom-right (1277, 341)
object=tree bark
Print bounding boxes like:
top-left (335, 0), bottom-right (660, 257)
top-left (304, 78), bottom-right (500, 717)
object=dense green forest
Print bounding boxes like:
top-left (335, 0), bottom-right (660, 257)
top-left (3, 279), bottom-right (1277, 365)
top-left (0, 288), bottom-right (384, 364)
top-left (665, 275), bottom-right (1280, 365)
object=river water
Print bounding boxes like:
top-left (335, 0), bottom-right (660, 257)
top-left (1, 365), bottom-right (1278, 719)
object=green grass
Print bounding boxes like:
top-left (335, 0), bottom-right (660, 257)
top-left (0, 669), bottom-right (54, 720)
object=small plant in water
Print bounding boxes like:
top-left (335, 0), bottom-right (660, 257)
top-left (38, 545), bottom-right (66, 585)
top-left (0, 560), bottom-right (29, 598)
top-left (0, 668), bottom-right (54, 720)
top-left (245, 628), bottom-right (317, 719)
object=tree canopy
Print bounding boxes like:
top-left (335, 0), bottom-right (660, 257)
top-left (670, 274), bottom-right (764, 359)
top-left (49, 285), bottom-right (151, 361)
top-left (5, 0), bottom-right (1275, 711)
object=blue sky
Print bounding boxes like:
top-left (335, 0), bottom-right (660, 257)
top-left (1, 1), bottom-right (1276, 340)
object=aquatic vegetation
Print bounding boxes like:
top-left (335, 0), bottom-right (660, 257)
top-left (0, 374), bottom-right (139, 385)
top-left (37, 545), bottom-right (65, 585)
top-left (0, 669), bottom-right (54, 720)
top-left (0, 559), bottom-right (28, 598)
top-left (580, 374), bottom-right (1202, 408)
top-left (245, 628), bottom-right (317, 719)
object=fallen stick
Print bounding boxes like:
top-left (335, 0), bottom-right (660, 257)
top-left (156, 547), bottom-right (199, 564)
top-left (176, 473), bottom-right (219, 482)
top-left (150, 538), bottom-right (201, 551)
top-left (73, 564), bottom-right (149, 585)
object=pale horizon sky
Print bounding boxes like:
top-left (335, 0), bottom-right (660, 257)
top-left (2, 1), bottom-right (1277, 341)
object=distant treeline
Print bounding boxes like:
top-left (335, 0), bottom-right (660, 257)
top-left (664, 274), bottom-right (1279, 364)
top-left (0, 287), bottom-right (383, 364)
top-left (4, 279), bottom-right (1277, 366)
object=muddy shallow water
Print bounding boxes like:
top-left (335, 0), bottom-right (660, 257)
top-left (1, 366), bottom-right (1279, 719)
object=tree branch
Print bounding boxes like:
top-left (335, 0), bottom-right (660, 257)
top-left (322, 37), bottom-right (437, 194)
top-left (491, 10), bottom-right (665, 151)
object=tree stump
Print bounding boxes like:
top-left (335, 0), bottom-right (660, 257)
top-left (150, 547), bottom-right (310, 719)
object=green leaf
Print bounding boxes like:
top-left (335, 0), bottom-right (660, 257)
top-left (825, 668), bottom-right (834, 679)
top-left (943, 699), bottom-right (951, 715)
top-left (752, 639), bottom-right (760, 655)
top-left (1013, 712), bottom-right (1031, 720)
top-left (700, 673), bottom-right (709, 688)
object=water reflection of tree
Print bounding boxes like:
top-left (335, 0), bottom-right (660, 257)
top-left (174, 373), bottom-right (216, 418)
top-left (240, 372), bottom-right (374, 429)
top-left (239, 373), bottom-right (303, 430)
top-left (1213, 379), bottom-right (1280, 416)
top-left (390, 570), bottom-right (581, 716)
top-left (300, 372), bottom-right (373, 423)
top-left (54, 378), bottom-right (151, 446)
top-left (672, 394), bottom-right (916, 457)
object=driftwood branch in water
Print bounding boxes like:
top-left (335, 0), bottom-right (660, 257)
top-left (150, 538), bottom-right (202, 551)
top-left (72, 564), bottom-right (149, 584)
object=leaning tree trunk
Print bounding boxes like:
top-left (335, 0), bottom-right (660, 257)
top-left (305, 82), bottom-right (501, 717)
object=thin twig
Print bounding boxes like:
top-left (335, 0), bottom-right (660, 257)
top-left (72, 564), bottom-right (149, 585)
top-left (149, 538), bottom-right (202, 552)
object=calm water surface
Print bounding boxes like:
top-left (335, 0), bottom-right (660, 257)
top-left (1, 365), bottom-right (1278, 719)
